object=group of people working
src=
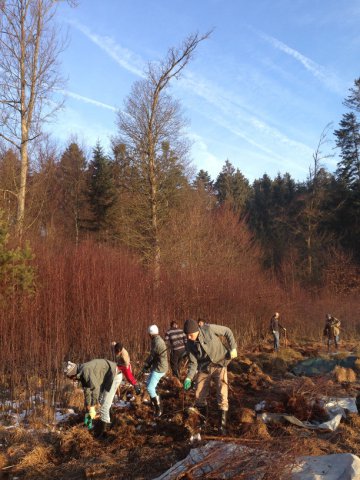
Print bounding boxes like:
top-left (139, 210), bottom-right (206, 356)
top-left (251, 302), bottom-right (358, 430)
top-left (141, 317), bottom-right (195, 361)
top-left (64, 318), bottom-right (237, 437)
top-left (63, 312), bottom-right (340, 438)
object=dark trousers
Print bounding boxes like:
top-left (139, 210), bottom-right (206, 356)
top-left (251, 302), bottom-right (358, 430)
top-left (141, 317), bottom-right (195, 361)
top-left (170, 349), bottom-right (186, 378)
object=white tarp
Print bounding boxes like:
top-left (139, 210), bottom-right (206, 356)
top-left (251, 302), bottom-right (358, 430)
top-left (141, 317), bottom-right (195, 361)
top-left (154, 442), bottom-right (360, 480)
top-left (292, 453), bottom-right (360, 479)
top-left (258, 397), bottom-right (357, 432)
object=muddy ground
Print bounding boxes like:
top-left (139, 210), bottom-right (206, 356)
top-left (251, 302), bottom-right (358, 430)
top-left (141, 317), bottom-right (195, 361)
top-left (1, 341), bottom-right (360, 479)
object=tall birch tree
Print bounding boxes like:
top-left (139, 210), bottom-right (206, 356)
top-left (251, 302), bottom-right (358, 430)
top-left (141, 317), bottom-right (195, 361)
top-left (115, 32), bottom-right (210, 280)
top-left (0, 0), bottom-right (66, 237)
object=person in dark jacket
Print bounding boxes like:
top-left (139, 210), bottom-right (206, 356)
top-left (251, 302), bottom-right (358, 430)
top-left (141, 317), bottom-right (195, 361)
top-left (323, 313), bottom-right (341, 352)
top-left (64, 358), bottom-right (122, 435)
top-left (183, 318), bottom-right (237, 435)
top-left (142, 325), bottom-right (168, 417)
top-left (270, 312), bottom-right (286, 352)
top-left (164, 321), bottom-right (187, 379)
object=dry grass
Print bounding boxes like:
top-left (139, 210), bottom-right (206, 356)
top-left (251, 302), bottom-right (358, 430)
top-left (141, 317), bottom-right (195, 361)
top-left (0, 452), bottom-right (7, 469)
top-left (60, 425), bottom-right (99, 459)
top-left (17, 445), bottom-right (54, 473)
top-left (353, 358), bottom-right (360, 372)
top-left (250, 348), bottom-right (303, 376)
top-left (27, 404), bottom-right (56, 428)
top-left (60, 383), bottom-right (85, 410)
top-left (333, 366), bottom-right (357, 383)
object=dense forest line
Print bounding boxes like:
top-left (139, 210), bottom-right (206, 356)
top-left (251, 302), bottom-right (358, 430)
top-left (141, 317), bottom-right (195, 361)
top-left (1, 77), bottom-right (360, 292)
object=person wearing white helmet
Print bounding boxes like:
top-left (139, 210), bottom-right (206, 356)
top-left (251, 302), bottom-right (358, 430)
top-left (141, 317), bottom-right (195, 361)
top-left (141, 324), bottom-right (168, 417)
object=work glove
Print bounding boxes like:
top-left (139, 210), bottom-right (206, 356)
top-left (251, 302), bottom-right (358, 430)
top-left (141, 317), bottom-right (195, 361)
top-left (230, 348), bottom-right (238, 359)
top-left (84, 413), bottom-right (93, 429)
top-left (134, 384), bottom-right (141, 395)
top-left (88, 406), bottom-right (97, 420)
top-left (184, 378), bottom-right (192, 391)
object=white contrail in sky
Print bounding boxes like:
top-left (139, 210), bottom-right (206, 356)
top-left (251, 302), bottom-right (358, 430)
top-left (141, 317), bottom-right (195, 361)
top-left (258, 31), bottom-right (343, 94)
top-left (60, 89), bottom-right (117, 111)
top-left (68, 19), bottom-right (145, 78)
top-left (181, 71), bottom-right (313, 158)
top-left (64, 20), bottom-right (314, 175)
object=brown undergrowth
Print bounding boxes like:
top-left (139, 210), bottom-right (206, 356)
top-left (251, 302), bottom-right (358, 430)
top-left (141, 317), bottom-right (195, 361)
top-left (1, 344), bottom-right (360, 479)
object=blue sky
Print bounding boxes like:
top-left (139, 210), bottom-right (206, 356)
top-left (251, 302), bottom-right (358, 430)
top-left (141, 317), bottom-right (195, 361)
top-left (52, 0), bottom-right (360, 183)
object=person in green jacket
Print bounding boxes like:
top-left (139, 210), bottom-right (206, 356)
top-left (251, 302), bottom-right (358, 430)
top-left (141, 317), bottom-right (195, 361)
top-left (183, 319), bottom-right (237, 435)
top-left (64, 358), bottom-right (122, 435)
top-left (141, 325), bottom-right (168, 417)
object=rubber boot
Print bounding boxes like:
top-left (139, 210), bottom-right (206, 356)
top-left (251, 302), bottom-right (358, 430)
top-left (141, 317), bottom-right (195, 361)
top-left (197, 405), bottom-right (207, 430)
top-left (219, 410), bottom-right (227, 436)
top-left (96, 420), bottom-right (111, 439)
top-left (150, 395), bottom-right (163, 417)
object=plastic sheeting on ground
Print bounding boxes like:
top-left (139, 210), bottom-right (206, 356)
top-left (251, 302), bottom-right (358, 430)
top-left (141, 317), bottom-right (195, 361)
top-left (154, 441), bottom-right (360, 479)
top-left (292, 356), bottom-right (358, 376)
top-left (292, 453), bottom-right (360, 479)
top-left (258, 397), bottom-right (357, 432)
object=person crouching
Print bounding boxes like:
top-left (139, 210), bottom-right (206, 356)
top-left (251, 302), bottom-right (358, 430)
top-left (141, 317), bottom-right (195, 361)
top-left (64, 358), bottom-right (122, 436)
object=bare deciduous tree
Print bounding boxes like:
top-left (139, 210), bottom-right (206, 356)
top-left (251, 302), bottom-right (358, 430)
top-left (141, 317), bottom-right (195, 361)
top-left (115, 31), bottom-right (211, 280)
top-left (295, 124), bottom-right (334, 281)
top-left (0, 0), bottom-right (67, 237)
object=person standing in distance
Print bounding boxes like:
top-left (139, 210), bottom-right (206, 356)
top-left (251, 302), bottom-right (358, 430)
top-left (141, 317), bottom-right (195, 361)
top-left (270, 312), bottom-right (286, 352)
top-left (323, 313), bottom-right (341, 352)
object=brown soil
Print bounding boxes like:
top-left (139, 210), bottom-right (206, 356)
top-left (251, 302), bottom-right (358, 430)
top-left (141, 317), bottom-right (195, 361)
top-left (1, 343), bottom-right (360, 479)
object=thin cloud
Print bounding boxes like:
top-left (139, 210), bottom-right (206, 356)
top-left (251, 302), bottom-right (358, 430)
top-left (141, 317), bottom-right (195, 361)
top-left (258, 31), bottom-right (343, 94)
top-left (180, 72), bottom-right (313, 162)
top-left (189, 132), bottom-right (224, 178)
top-left (60, 90), bottom-right (117, 111)
top-left (68, 19), bottom-right (145, 77)
top-left (63, 21), bottom-right (315, 177)
top-left (68, 19), bottom-right (312, 161)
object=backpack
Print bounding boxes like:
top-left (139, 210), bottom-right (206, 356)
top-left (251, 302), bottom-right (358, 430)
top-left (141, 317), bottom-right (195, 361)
top-left (330, 318), bottom-right (340, 337)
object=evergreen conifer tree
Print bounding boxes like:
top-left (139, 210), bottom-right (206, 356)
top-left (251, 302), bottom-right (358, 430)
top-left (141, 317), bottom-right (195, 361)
top-left (215, 160), bottom-right (251, 213)
top-left (334, 112), bottom-right (360, 189)
top-left (87, 142), bottom-right (116, 234)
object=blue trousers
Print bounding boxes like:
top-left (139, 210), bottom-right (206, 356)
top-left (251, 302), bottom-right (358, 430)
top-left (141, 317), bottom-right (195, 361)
top-left (273, 331), bottom-right (280, 351)
top-left (146, 370), bottom-right (165, 398)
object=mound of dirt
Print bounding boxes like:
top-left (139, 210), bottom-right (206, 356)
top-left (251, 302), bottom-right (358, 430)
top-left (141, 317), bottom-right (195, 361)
top-left (236, 363), bottom-right (273, 390)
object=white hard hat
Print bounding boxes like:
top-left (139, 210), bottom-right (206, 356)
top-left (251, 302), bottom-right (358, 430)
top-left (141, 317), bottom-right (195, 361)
top-left (148, 324), bottom-right (159, 335)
